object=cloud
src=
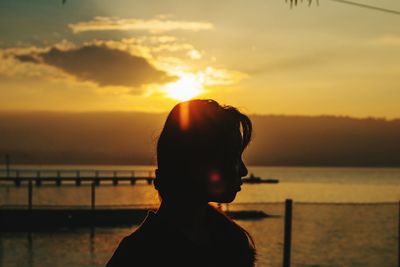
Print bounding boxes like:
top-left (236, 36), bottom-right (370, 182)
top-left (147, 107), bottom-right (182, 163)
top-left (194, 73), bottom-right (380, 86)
top-left (0, 48), bottom-right (67, 80)
top-left (202, 67), bottom-right (248, 86)
top-left (187, 49), bottom-right (202, 60)
top-left (13, 45), bottom-right (176, 90)
top-left (69, 16), bottom-right (214, 34)
top-left (14, 54), bottom-right (40, 64)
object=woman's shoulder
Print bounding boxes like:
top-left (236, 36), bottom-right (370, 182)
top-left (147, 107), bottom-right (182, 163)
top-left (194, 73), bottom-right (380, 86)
top-left (207, 205), bottom-right (257, 265)
top-left (105, 211), bottom-right (162, 266)
top-left (207, 205), bottom-right (253, 245)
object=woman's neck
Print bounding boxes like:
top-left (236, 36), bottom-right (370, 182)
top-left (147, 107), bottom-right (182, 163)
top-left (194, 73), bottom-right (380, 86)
top-left (155, 200), bottom-right (211, 245)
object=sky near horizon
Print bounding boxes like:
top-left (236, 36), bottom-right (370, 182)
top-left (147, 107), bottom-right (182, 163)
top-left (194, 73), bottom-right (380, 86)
top-left (1, 0), bottom-right (400, 118)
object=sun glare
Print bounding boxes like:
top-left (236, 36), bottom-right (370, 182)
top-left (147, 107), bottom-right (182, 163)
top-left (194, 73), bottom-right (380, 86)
top-left (163, 73), bottom-right (204, 101)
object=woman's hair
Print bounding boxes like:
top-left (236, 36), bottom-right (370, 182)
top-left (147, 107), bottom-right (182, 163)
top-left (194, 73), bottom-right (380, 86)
top-left (155, 99), bottom-right (252, 201)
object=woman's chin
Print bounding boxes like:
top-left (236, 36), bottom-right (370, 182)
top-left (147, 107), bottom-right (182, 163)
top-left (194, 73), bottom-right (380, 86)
top-left (210, 191), bottom-right (238, 203)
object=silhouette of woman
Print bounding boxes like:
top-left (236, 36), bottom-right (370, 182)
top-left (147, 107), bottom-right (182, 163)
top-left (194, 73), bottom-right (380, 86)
top-left (106, 99), bottom-right (256, 267)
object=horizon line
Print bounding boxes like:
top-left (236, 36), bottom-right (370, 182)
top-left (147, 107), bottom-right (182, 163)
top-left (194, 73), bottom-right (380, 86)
top-left (0, 109), bottom-right (398, 121)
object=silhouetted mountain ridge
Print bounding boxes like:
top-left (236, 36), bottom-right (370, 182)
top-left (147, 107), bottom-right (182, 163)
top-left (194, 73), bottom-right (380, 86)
top-left (0, 112), bottom-right (399, 166)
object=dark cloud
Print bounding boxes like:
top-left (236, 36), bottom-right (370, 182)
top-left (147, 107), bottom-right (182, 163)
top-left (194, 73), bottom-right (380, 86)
top-left (14, 54), bottom-right (40, 64)
top-left (14, 45), bottom-right (176, 90)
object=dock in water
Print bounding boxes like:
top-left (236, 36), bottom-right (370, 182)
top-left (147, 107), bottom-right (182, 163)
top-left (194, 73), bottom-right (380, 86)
top-left (0, 168), bottom-right (270, 230)
top-left (0, 208), bottom-right (270, 231)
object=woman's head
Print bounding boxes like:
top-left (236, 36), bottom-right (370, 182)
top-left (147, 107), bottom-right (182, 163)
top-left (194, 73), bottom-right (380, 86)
top-left (155, 99), bottom-right (252, 203)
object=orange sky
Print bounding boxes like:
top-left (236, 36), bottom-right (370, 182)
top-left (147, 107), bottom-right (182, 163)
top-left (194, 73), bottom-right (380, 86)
top-left (1, 0), bottom-right (399, 118)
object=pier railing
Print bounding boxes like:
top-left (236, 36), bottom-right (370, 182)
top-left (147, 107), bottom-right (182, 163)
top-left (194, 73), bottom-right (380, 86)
top-left (0, 169), bottom-right (155, 186)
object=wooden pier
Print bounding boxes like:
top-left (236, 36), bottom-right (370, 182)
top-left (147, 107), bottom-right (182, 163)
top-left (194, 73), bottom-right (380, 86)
top-left (0, 169), bottom-right (155, 187)
top-left (0, 168), bottom-right (156, 212)
top-left (0, 168), bottom-right (270, 231)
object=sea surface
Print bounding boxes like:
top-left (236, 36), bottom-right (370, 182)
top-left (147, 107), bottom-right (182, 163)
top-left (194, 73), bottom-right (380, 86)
top-left (1, 165), bottom-right (399, 267)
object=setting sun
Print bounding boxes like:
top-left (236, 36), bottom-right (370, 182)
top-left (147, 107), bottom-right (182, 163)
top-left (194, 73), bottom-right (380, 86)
top-left (163, 73), bottom-right (204, 101)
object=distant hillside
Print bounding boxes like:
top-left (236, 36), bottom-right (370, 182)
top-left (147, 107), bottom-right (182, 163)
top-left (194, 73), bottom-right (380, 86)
top-left (0, 112), bottom-right (399, 166)
top-left (246, 115), bottom-right (400, 166)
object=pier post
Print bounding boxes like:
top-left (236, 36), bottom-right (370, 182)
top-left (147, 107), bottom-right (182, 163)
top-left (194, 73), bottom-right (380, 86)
top-left (35, 171), bottom-right (41, 186)
top-left (15, 170), bottom-right (21, 186)
top-left (90, 181), bottom-right (96, 227)
top-left (28, 179), bottom-right (33, 210)
top-left (283, 199), bottom-right (293, 267)
top-left (95, 171), bottom-right (100, 186)
top-left (91, 181), bottom-right (96, 211)
top-left (398, 200), bottom-right (399, 267)
top-left (76, 171), bottom-right (81, 186)
top-left (113, 171), bottom-right (118, 186)
top-left (56, 171), bottom-right (61, 186)
top-left (148, 171), bottom-right (154, 184)
top-left (5, 154), bottom-right (10, 178)
top-left (130, 171), bottom-right (136, 185)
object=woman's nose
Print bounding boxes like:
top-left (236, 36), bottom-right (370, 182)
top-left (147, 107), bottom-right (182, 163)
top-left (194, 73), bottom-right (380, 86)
top-left (239, 160), bottom-right (248, 177)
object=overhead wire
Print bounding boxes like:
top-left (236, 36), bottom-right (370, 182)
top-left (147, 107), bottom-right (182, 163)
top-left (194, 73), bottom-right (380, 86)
top-left (288, 0), bottom-right (400, 16)
top-left (328, 0), bottom-right (400, 16)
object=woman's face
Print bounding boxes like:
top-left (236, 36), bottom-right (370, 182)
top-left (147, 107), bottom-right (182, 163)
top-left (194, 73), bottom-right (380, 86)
top-left (206, 133), bottom-right (248, 203)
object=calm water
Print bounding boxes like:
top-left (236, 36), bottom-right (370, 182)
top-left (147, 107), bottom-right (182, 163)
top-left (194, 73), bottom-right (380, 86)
top-left (1, 165), bottom-right (399, 267)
